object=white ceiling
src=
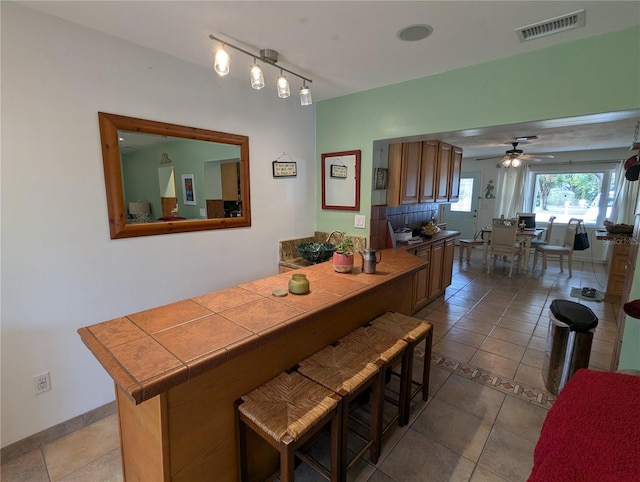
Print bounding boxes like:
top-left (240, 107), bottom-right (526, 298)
top-left (20, 0), bottom-right (640, 158)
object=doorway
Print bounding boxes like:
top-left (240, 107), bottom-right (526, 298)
top-left (441, 172), bottom-right (481, 240)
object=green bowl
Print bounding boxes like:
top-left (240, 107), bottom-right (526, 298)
top-left (295, 242), bottom-right (337, 264)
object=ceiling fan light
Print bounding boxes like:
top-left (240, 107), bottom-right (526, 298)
top-left (214, 47), bottom-right (230, 76)
top-left (511, 158), bottom-right (522, 167)
top-left (501, 158), bottom-right (512, 168)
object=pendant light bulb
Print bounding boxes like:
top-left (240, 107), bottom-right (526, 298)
top-left (249, 62), bottom-right (265, 90)
top-left (299, 83), bottom-right (312, 106)
top-left (214, 46), bottom-right (230, 76)
top-left (511, 158), bottom-right (522, 168)
top-left (277, 72), bottom-right (290, 98)
top-left (501, 158), bottom-right (512, 168)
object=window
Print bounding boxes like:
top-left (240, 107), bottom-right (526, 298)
top-left (450, 178), bottom-right (473, 212)
top-left (525, 164), bottom-right (617, 226)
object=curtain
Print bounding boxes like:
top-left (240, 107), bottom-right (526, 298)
top-left (495, 165), bottom-right (526, 219)
top-left (611, 161), bottom-right (639, 224)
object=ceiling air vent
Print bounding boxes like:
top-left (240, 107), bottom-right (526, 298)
top-left (516, 10), bottom-right (586, 42)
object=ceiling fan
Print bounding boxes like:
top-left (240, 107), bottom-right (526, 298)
top-left (476, 140), bottom-right (555, 168)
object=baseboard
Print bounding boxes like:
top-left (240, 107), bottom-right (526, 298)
top-left (1, 400), bottom-right (116, 465)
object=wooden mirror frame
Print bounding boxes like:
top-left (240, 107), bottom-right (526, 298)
top-left (98, 112), bottom-right (251, 239)
top-left (321, 149), bottom-right (361, 211)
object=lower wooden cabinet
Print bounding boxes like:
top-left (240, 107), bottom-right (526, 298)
top-left (429, 242), bottom-right (444, 299)
top-left (442, 238), bottom-right (455, 287)
top-left (413, 245), bottom-right (431, 310)
top-left (412, 236), bottom-right (457, 313)
top-left (605, 242), bottom-right (631, 303)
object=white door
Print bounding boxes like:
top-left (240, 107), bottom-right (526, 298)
top-left (441, 172), bottom-right (481, 240)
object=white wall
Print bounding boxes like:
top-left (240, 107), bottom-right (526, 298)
top-left (0, 3), bottom-right (316, 447)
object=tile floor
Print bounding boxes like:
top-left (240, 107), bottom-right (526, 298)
top-left (1, 252), bottom-right (619, 481)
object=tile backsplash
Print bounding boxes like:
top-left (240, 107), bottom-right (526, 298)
top-left (369, 203), bottom-right (439, 250)
top-left (386, 203), bottom-right (439, 231)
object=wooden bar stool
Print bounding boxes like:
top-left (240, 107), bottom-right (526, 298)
top-left (297, 342), bottom-right (382, 480)
top-left (370, 312), bottom-right (433, 426)
top-left (338, 325), bottom-right (408, 438)
top-left (236, 371), bottom-right (341, 482)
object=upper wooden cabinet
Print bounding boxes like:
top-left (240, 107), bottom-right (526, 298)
top-left (387, 140), bottom-right (462, 207)
top-left (449, 146), bottom-right (463, 202)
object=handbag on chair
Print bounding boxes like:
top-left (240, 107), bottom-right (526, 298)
top-left (573, 221), bottom-right (590, 251)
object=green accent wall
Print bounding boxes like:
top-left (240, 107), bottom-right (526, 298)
top-left (315, 26), bottom-right (640, 237)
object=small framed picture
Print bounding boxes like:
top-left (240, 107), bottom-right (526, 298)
top-left (374, 168), bottom-right (388, 190)
top-left (272, 161), bottom-right (297, 178)
top-left (330, 164), bottom-right (348, 178)
top-left (181, 174), bottom-right (196, 205)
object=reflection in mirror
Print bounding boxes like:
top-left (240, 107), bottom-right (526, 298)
top-left (157, 165), bottom-right (178, 217)
top-left (98, 112), bottom-right (251, 239)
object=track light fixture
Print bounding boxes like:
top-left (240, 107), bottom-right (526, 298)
top-left (209, 34), bottom-right (313, 106)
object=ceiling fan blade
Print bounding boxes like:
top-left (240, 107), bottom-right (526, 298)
top-left (476, 155), bottom-right (504, 161)
top-left (523, 153), bottom-right (555, 159)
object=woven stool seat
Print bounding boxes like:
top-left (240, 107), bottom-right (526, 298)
top-left (298, 342), bottom-right (384, 478)
top-left (237, 371), bottom-right (341, 481)
top-left (239, 371), bottom-right (339, 443)
top-left (371, 312), bottom-right (433, 426)
top-left (339, 325), bottom-right (407, 363)
top-left (298, 344), bottom-right (379, 396)
top-left (371, 311), bottom-right (432, 343)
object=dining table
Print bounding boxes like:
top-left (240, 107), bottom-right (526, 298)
top-left (482, 228), bottom-right (544, 273)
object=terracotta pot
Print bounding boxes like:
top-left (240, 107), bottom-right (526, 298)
top-left (332, 252), bottom-right (354, 273)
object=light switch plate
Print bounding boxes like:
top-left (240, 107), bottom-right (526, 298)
top-left (354, 215), bottom-right (366, 229)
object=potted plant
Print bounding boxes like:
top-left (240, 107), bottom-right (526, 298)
top-left (332, 232), bottom-right (355, 273)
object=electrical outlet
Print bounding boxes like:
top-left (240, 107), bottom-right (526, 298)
top-left (354, 214), bottom-right (366, 229)
top-left (33, 372), bottom-right (51, 395)
top-left (403, 214), bottom-right (409, 224)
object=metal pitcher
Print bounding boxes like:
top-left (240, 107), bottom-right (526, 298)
top-left (360, 248), bottom-right (382, 274)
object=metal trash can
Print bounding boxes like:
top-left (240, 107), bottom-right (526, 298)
top-left (543, 299), bottom-right (598, 395)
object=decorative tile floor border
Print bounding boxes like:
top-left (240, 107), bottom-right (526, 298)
top-left (429, 352), bottom-right (556, 409)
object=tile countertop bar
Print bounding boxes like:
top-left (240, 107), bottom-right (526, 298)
top-left (279, 230), bottom-right (461, 270)
top-left (78, 248), bottom-right (426, 405)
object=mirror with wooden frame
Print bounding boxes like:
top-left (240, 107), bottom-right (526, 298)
top-left (321, 150), bottom-right (361, 211)
top-left (98, 112), bottom-right (251, 239)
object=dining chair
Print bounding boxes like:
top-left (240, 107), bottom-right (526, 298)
top-left (487, 218), bottom-right (522, 278)
top-left (532, 218), bottom-right (581, 277)
top-left (530, 215), bottom-right (556, 251)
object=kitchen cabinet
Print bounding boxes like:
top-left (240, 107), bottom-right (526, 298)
top-left (413, 245), bottom-right (431, 311)
top-left (449, 146), bottom-right (463, 202)
top-left (408, 231), bottom-right (459, 313)
top-left (420, 140), bottom-right (438, 203)
top-left (606, 242), bottom-right (631, 303)
top-left (435, 142), bottom-right (463, 202)
top-left (429, 241), bottom-right (444, 299)
top-left (387, 140), bottom-right (462, 207)
top-left (387, 142), bottom-right (422, 206)
top-left (442, 238), bottom-right (455, 287)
